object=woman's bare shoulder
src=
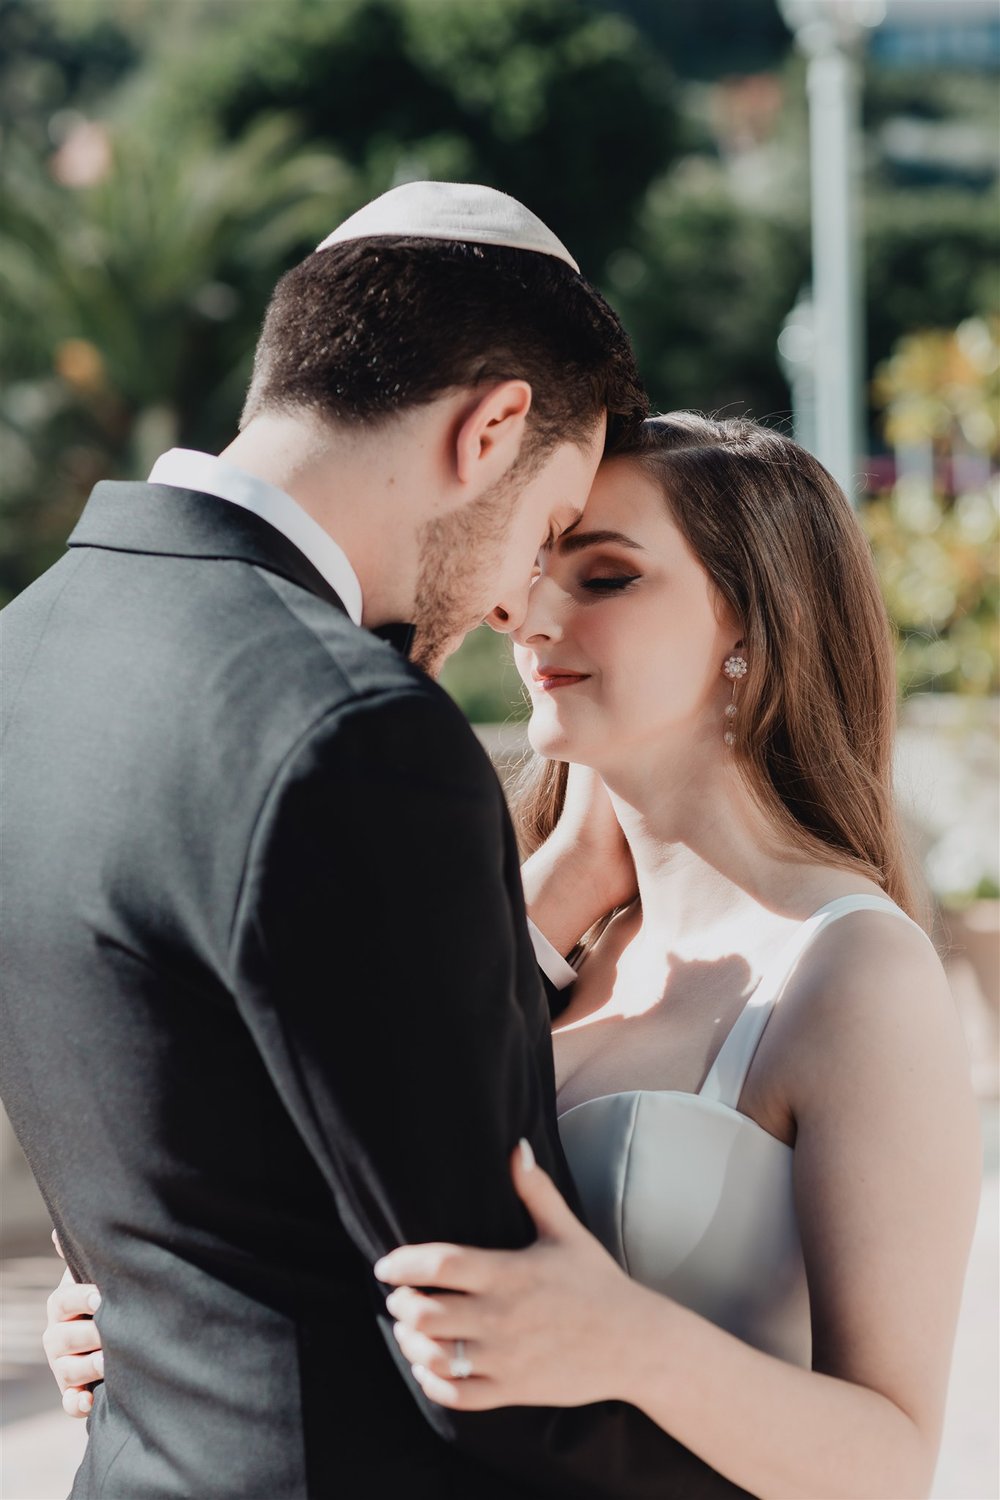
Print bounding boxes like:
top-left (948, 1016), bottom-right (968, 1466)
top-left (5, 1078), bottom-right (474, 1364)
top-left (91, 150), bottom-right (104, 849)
top-left (760, 903), bottom-right (970, 1114)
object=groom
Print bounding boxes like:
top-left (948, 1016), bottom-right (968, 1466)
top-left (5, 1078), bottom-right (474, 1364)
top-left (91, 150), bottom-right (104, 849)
top-left (1, 184), bottom-right (746, 1498)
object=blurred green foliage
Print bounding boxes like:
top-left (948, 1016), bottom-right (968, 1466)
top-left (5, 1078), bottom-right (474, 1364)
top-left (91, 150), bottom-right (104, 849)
top-left (866, 190), bottom-right (1000, 375)
top-left (608, 174), bottom-right (809, 423)
top-left (440, 624), bottom-right (530, 727)
top-left (156, 0), bottom-right (680, 277)
top-left (863, 485), bottom-right (998, 698)
top-left (607, 0), bottom-right (790, 81)
top-left (0, 117), bottom-right (353, 594)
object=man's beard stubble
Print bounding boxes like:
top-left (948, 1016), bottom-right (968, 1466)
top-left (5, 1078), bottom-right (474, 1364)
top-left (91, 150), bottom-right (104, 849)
top-left (409, 468), bottom-right (523, 677)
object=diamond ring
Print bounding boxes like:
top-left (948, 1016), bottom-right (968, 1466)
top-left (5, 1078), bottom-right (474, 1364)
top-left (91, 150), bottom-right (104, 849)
top-left (449, 1338), bottom-right (473, 1380)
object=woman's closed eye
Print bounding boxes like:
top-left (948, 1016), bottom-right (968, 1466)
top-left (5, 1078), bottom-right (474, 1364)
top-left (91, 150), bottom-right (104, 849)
top-left (580, 574), bottom-right (641, 594)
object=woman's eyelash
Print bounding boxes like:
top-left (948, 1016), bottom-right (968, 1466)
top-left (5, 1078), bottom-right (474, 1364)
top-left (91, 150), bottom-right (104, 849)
top-left (581, 576), bottom-right (640, 593)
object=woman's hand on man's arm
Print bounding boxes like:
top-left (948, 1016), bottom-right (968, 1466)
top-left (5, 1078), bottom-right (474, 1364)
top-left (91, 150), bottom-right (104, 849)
top-left (43, 1236), bottom-right (104, 1418)
top-left (522, 766), bottom-right (636, 957)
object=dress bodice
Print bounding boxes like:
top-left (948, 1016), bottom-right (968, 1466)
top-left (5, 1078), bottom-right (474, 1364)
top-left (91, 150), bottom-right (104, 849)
top-left (556, 895), bottom-right (925, 1369)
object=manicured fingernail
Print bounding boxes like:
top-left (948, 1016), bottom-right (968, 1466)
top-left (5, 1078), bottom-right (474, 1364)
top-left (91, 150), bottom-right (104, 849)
top-left (412, 1363), bottom-right (427, 1382)
top-left (374, 1259), bottom-right (389, 1279)
top-left (519, 1137), bottom-right (535, 1171)
top-left (87, 1292), bottom-right (102, 1312)
top-left (93, 1351), bottom-right (104, 1376)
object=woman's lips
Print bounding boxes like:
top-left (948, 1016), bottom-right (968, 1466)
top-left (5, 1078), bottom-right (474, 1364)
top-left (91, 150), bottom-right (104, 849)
top-left (533, 669), bottom-right (591, 692)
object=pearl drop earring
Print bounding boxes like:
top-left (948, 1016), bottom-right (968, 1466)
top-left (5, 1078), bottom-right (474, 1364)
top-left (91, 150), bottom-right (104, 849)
top-left (722, 654), bottom-right (747, 746)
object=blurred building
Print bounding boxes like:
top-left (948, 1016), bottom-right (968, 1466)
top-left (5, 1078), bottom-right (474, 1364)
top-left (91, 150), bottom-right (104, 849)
top-left (871, 0), bottom-right (1000, 69)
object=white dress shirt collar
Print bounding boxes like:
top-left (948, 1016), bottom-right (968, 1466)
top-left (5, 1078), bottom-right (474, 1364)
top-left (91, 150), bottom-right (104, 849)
top-left (147, 448), bottom-right (364, 627)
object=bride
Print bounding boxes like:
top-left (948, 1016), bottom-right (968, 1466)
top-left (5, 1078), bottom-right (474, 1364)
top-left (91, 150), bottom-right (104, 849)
top-left (44, 414), bottom-right (979, 1499)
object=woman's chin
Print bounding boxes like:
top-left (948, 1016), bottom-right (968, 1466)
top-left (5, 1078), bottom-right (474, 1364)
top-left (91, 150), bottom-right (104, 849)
top-left (527, 715), bottom-right (580, 760)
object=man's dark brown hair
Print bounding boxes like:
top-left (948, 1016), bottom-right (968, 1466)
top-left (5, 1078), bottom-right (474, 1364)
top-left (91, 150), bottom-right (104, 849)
top-left (242, 237), bottom-right (648, 460)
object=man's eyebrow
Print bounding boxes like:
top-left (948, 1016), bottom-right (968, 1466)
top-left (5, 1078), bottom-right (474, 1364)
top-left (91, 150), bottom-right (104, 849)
top-left (556, 528), bottom-right (645, 554)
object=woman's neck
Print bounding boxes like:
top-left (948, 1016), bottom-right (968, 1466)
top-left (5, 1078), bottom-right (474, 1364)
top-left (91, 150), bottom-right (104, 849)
top-left (597, 740), bottom-right (836, 948)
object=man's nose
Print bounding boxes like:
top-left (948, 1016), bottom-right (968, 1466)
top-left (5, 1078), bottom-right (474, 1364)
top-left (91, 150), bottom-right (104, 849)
top-left (485, 576), bottom-right (532, 636)
top-left (506, 574), bottom-right (563, 647)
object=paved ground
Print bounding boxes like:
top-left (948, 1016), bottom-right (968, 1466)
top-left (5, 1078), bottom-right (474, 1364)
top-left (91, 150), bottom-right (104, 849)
top-left (2, 1115), bottom-right (996, 1500)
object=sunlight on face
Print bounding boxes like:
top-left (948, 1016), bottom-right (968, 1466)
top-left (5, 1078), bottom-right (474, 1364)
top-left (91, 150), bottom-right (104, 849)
top-left (483, 418), bottom-right (607, 634)
top-left (512, 457), bottom-right (738, 770)
top-left (411, 422), bottom-right (605, 676)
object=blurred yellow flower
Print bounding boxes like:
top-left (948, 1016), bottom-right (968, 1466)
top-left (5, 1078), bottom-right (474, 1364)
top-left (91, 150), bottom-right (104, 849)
top-left (862, 482), bottom-right (999, 696)
top-left (873, 319), bottom-right (1000, 455)
top-left (54, 339), bottom-right (106, 393)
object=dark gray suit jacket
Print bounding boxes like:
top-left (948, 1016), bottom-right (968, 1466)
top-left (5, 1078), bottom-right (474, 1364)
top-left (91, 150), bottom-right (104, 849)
top-left (0, 481), bottom-right (750, 1498)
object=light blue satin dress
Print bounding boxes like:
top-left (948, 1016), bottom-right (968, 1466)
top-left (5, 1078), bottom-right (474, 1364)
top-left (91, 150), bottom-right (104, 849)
top-left (557, 894), bottom-right (925, 1369)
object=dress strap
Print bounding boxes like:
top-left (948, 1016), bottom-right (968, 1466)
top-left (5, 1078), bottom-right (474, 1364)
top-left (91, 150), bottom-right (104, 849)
top-left (698, 894), bottom-right (925, 1109)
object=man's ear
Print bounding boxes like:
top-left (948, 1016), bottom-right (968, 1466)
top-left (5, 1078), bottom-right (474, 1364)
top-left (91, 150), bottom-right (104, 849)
top-left (453, 380), bottom-right (533, 486)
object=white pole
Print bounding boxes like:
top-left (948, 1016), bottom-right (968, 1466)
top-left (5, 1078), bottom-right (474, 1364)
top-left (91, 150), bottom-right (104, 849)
top-left (777, 293), bottom-right (817, 453)
top-left (779, 0), bottom-right (883, 501)
top-left (805, 36), bottom-right (864, 498)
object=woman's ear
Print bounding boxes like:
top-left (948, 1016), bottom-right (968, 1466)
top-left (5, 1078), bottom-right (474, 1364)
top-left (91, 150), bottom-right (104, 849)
top-left (453, 379), bottom-right (533, 486)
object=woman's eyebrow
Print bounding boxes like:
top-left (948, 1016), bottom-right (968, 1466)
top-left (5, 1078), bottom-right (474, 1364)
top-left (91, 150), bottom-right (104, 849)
top-left (557, 528), bottom-right (645, 554)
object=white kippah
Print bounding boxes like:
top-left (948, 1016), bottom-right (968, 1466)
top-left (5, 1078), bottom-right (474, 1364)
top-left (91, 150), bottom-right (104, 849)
top-left (315, 180), bottom-right (580, 273)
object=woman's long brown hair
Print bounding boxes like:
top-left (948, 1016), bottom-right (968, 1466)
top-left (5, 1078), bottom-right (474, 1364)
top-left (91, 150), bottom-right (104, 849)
top-left (510, 412), bottom-right (923, 925)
